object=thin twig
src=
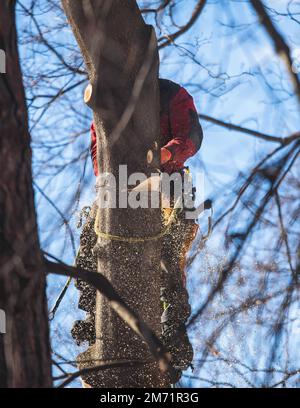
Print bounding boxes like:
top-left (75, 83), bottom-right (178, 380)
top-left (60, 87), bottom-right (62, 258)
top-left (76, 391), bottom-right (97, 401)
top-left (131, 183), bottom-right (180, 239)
top-left (158, 0), bottom-right (207, 49)
top-left (56, 360), bottom-right (149, 388)
top-left (250, 0), bottom-right (300, 104)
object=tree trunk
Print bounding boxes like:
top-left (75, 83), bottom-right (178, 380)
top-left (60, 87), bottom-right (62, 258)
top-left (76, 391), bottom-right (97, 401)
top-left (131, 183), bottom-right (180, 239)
top-left (0, 1), bottom-right (52, 388)
top-left (62, 0), bottom-right (168, 387)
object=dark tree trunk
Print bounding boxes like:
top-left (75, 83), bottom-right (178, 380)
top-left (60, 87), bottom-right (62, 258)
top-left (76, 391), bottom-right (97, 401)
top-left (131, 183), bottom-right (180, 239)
top-left (0, 1), bottom-right (52, 388)
top-left (62, 0), bottom-right (168, 387)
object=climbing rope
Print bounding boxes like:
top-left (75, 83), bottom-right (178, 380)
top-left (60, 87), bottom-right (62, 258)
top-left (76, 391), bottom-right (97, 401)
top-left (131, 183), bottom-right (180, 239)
top-left (94, 198), bottom-right (213, 244)
top-left (94, 197), bottom-right (183, 243)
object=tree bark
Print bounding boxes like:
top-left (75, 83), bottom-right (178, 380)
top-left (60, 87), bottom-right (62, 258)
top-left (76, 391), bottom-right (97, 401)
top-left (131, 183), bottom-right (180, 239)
top-left (0, 1), bottom-right (52, 388)
top-left (61, 0), bottom-right (168, 387)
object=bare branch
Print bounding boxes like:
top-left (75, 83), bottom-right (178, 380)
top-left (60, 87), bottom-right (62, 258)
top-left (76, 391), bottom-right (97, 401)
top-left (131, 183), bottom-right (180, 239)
top-left (250, 0), bottom-right (300, 104)
top-left (158, 0), bottom-right (206, 49)
top-left (44, 255), bottom-right (178, 382)
top-left (199, 113), bottom-right (300, 144)
top-left (56, 359), bottom-right (149, 388)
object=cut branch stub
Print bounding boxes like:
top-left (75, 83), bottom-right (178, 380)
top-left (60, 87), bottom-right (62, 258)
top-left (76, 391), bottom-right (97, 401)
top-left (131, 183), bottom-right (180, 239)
top-left (84, 83), bottom-right (93, 106)
top-left (147, 149), bottom-right (154, 164)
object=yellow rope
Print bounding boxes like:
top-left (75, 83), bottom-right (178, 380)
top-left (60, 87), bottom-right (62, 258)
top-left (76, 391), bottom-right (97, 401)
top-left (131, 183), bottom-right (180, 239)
top-left (94, 200), bottom-right (182, 243)
top-left (93, 169), bottom-right (195, 243)
top-left (93, 196), bottom-right (213, 244)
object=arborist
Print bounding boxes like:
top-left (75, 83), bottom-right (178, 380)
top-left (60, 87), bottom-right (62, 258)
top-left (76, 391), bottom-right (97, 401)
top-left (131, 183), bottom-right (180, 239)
top-left (72, 78), bottom-right (203, 382)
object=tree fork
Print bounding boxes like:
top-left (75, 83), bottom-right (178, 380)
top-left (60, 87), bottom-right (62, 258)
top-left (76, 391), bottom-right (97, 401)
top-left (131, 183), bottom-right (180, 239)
top-left (61, 0), bottom-right (168, 387)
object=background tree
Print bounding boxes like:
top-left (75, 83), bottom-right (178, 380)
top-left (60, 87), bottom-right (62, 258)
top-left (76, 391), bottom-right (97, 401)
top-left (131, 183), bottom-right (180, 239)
top-left (0, 0), bottom-right (51, 388)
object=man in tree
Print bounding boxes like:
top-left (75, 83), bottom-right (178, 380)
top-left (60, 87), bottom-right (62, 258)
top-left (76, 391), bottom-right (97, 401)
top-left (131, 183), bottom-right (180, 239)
top-left (72, 78), bottom-right (203, 381)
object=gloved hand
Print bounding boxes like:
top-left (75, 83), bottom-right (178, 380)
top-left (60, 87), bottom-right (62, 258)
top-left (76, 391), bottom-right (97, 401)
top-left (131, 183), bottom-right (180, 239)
top-left (161, 147), bottom-right (172, 164)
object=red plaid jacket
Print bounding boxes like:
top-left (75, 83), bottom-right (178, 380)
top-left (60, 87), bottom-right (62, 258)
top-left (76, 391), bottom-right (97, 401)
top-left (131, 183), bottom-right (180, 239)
top-left (90, 79), bottom-right (203, 175)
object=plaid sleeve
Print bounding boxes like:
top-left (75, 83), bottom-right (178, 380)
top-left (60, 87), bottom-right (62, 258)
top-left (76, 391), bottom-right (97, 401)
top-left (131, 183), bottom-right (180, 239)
top-left (163, 87), bottom-right (202, 163)
top-left (90, 122), bottom-right (98, 176)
